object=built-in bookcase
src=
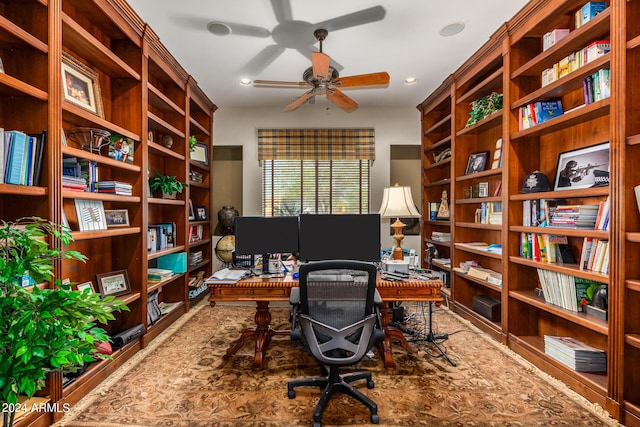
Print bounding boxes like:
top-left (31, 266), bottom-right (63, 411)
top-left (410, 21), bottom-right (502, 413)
top-left (0, 1), bottom-right (215, 426)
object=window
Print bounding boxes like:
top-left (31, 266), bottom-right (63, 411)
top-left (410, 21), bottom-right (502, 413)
top-left (262, 159), bottom-right (370, 216)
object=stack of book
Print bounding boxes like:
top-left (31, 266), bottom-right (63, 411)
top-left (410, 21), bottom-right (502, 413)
top-left (62, 175), bottom-right (87, 191)
top-left (96, 181), bottom-right (132, 196)
top-left (188, 251), bottom-right (203, 266)
top-left (548, 204), bottom-right (599, 229)
top-left (544, 335), bottom-right (606, 372)
top-left (430, 231), bottom-right (451, 242)
top-left (147, 268), bottom-right (174, 284)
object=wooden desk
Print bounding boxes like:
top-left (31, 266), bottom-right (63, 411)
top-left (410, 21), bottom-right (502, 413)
top-left (207, 274), bottom-right (444, 370)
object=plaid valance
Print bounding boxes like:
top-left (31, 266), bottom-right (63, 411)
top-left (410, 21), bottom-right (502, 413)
top-left (258, 128), bottom-right (375, 161)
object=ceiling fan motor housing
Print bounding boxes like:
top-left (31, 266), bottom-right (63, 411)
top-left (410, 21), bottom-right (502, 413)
top-left (303, 66), bottom-right (338, 85)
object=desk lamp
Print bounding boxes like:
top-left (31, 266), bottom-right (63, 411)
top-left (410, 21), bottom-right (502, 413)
top-left (378, 184), bottom-right (421, 260)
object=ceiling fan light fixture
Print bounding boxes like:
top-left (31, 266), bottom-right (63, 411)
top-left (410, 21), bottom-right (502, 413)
top-left (404, 77), bottom-right (418, 85)
top-left (207, 21), bottom-right (232, 36)
top-left (439, 22), bottom-right (465, 37)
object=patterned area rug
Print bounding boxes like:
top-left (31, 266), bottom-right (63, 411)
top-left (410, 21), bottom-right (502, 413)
top-left (55, 300), bottom-right (620, 427)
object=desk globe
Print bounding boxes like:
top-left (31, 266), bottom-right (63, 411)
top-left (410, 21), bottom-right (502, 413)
top-left (215, 235), bottom-right (235, 263)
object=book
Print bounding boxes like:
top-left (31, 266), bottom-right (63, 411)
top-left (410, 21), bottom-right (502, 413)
top-left (544, 335), bottom-right (606, 372)
top-left (28, 131), bottom-right (46, 187)
top-left (5, 130), bottom-right (28, 185)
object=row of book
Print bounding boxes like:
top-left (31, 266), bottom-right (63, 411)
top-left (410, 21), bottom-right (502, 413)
top-left (579, 237), bottom-right (609, 274)
top-left (544, 335), bottom-right (606, 372)
top-left (147, 222), bottom-right (176, 252)
top-left (518, 100), bottom-right (563, 131)
top-left (0, 129), bottom-right (46, 187)
top-left (574, 2), bottom-right (606, 29)
top-left (520, 232), bottom-right (575, 264)
top-left (523, 198), bottom-right (609, 230)
top-left (583, 69), bottom-right (610, 105)
top-left (97, 181), bottom-right (132, 196)
top-left (475, 201), bottom-right (502, 225)
top-left (189, 224), bottom-right (204, 243)
top-left (536, 268), bottom-right (605, 312)
top-left (540, 40), bottom-right (610, 88)
top-left (63, 157), bottom-right (97, 191)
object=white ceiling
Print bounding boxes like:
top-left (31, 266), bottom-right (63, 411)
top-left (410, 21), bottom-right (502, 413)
top-left (127, 0), bottom-right (529, 111)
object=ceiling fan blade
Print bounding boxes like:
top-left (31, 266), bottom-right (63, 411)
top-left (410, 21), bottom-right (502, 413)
top-left (312, 52), bottom-right (331, 79)
top-left (253, 80), bottom-right (311, 89)
top-left (240, 45), bottom-right (285, 76)
top-left (270, 0), bottom-right (292, 24)
top-left (206, 21), bottom-right (271, 37)
top-left (334, 72), bottom-right (390, 88)
top-left (314, 6), bottom-right (386, 32)
top-left (326, 87), bottom-right (358, 112)
top-left (285, 90), bottom-right (315, 112)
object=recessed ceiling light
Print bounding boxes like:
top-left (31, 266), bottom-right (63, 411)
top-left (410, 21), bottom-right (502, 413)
top-left (239, 78), bottom-right (252, 86)
top-left (207, 21), bottom-right (232, 36)
top-left (439, 22), bottom-right (465, 37)
top-left (404, 77), bottom-right (418, 85)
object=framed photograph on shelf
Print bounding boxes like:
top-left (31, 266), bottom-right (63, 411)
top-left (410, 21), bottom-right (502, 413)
top-left (96, 270), bottom-right (131, 297)
top-left (553, 142), bottom-right (610, 191)
top-left (195, 205), bottom-right (208, 221)
top-left (465, 151), bottom-right (489, 175)
top-left (74, 199), bottom-right (107, 231)
top-left (107, 134), bottom-right (134, 164)
top-left (105, 209), bottom-right (130, 227)
top-left (188, 199), bottom-right (195, 221)
top-left (76, 281), bottom-right (95, 295)
top-left (61, 52), bottom-right (104, 118)
top-left (190, 142), bottom-right (209, 166)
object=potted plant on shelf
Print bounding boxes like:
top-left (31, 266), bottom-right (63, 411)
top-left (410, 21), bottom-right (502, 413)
top-left (0, 217), bottom-right (128, 427)
top-left (189, 135), bottom-right (197, 152)
top-left (149, 171), bottom-right (188, 199)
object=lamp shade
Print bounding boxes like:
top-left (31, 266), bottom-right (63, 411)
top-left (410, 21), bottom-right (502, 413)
top-left (378, 185), bottom-right (421, 218)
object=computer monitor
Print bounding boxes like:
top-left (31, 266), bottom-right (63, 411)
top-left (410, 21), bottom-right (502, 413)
top-left (234, 216), bottom-right (299, 274)
top-left (298, 214), bottom-right (381, 262)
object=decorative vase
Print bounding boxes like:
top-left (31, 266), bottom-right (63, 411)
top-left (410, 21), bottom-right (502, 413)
top-left (218, 206), bottom-right (239, 235)
top-left (161, 134), bottom-right (173, 148)
top-left (162, 191), bottom-right (176, 200)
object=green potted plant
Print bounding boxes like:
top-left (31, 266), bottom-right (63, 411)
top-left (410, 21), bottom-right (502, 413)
top-left (189, 135), bottom-right (197, 152)
top-left (0, 217), bottom-right (128, 427)
top-left (149, 171), bottom-right (188, 199)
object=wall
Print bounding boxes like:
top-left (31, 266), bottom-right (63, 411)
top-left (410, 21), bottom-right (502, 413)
top-left (212, 104), bottom-right (421, 253)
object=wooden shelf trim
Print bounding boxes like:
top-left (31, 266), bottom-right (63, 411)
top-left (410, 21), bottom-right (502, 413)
top-left (510, 99), bottom-right (610, 140)
top-left (61, 13), bottom-right (140, 80)
top-left (188, 180), bottom-right (209, 189)
top-left (188, 258), bottom-right (210, 272)
top-left (0, 72), bottom-right (48, 101)
top-left (424, 219), bottom-right (451, 227)
top-left (0, 14), bottom-right (48, 53)
top-left (627, 34), bottom-right (640, 51)
top-left (148, 196), bottom-right (185, 205)
top-left (509, 256), bottom-right (609, 284)
top-left (188, 238), bottom-right (211, 248)
top-left (423, 157), bottom-right (451, 171)
top-left (511, 54), bottom-right (611, 110)
top-left (148, 111), bottom-right (185, 139)
top-left (423, 178), bottom-right (451, 188)
top-left (148, 83), bottom-right (186, 116)
top-left (456, 66), bottom-right (503, 105)
top-left (510, 186), bottom-right (609, 200)
top-left (189, 116), bottom-right (210, 136)
top-left (510, 225), bottom-right (609, 239)
top-left (626, 279), bottom-right (640, 293)
top-left (454, 270), bottom-right (503, 293)
top-left (423, 113), bottom-right (452, 135)
top-left (456, 196), bottom-right (502, 204)
top-left (456, 109), bottom-right (502, 136)
top-left (70, 227), bottom-right (141, 241)
top-left (626, 232), bottom-right (640, 243)
top-left (511, 8), bottom-right (611, 79)
top-left (509, 290), bottom-right (608, 335)
top-left (423, 135), bottom-right (452, 152)
top-left (62, 191), bottom-right (140, 203)
top-left (147, 245), bottom-right (186, 260)
top-left (147, 273), bottom-right (185, 294)
top-left (454, 243), bottom-right (502, 259)
top-left (0, 183), bottom-right (47, 196)
top-left (456, 221), bottom-right (502, 231)
top-left (62, 146), bottom-right (141, 172)
top-left (62, 104), bottom-right (140, 141)
top-left (627, 134), bottom-right (640, 146)
top-left (455, 168), bottom-right (502, 182)
top-left (626, 334), bottom-right (640, 350)
top-left (423, 238), bottom-right (452, 247)
top-left (147, 141), bottom-right (186, 161)
top-left (189, 159), bottom-right (210, 171)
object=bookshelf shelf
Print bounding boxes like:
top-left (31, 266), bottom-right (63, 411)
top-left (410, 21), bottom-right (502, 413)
top-left (509, 256), bottom-right (609, 284)
top-left (454, 270), bottom-right (503, 293)
top-left (423, 113), bottom-right (451, 135)
top-left (148, 141), bottom-right (186, 160)
top-left (147, 245), bottom-right (187, 260)
top-left (147, 273), bottom-right (185, 294)
top-left (0, 73), bottom-right (48, 100)
top-left (510, 225), bottom-right (610, 239)
top-left (455, 110), bottom-right (502, 136)
top-left (148, 83), bottom-right (185, 116)
top-left (456, 67), bottom-right (503, 105)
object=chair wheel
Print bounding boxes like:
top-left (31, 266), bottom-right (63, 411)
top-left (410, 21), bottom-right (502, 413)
top-left (371, 413), bottom-right (379, 424)
top-left (313, 422), bottom-right (321, 427)
top-left (367, 379), bottom-right (375, 389)
top-left (288, 388), bottom-right (296, 399)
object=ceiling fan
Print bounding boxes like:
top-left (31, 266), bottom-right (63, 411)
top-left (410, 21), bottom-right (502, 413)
top-left (253, 29), bottom-right (390, 112)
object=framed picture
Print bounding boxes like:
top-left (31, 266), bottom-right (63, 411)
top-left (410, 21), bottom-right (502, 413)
top-left (105, 209), bottom-right (130, 227)
top-left (195, 205), bottom-right (208, 221)
top-left (96, 270), bottom-right (131, 297)
top-left (107, 133), bottom-right (134, 164)
top-left (190, 142), bottom-right (209, 166)
top-left (61, 52), bottom-right (104, 118)
top-left (465, 151), bottom-right (489, 175)
top-left (74, 199), bottom-right (107, 232)
top-left (188, 199), bottom-right (195, 221)
top-left (553, 142), bottom-right (610, 191)
top-left (76, 281), bottom-right (95, 295)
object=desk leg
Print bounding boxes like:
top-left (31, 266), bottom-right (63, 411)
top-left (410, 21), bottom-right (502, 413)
top-left (378, 303), bottom-right (418, 370)
top-left (226, 301), bottom-right (289, 371)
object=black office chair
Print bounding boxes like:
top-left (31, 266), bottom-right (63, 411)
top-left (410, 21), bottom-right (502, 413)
top-left (288, 260), bottom-right (384, 427)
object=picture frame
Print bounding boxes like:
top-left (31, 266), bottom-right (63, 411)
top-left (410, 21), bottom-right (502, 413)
top-left (96, 270), bottom-right (131, 297)
top-left (74, 199), bottom-right (107, 232)
top-left (61, 52), bottom-right (104, 118)
top-left (76, 281), bottom-right (95, 295)
top-left (190, 142), bottom-right (209, 166)
top-left (107, 133), bottom-right (135, 164)
top-left (105, 209), bottom-right (130, 227)
top-left (195, 205), bottom-right (209, 221)
top-left (465, 151), bottom-right (490, 175)
top-left (188, 199), bottom-right (195, 221)
top-left (553, 142), bottom-right (610, 191)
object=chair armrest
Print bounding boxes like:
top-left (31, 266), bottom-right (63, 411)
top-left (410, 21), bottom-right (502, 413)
top-left (290, 287), bottom-right (300, 305)
top-left (374, 289), bottom-right (382, 305)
